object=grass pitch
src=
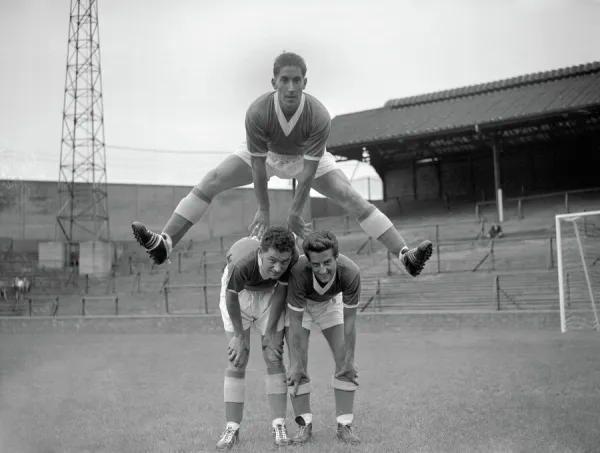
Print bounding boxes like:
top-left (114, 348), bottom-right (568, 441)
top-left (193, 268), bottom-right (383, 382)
top-left (1, 328), bottom-right (599, 453)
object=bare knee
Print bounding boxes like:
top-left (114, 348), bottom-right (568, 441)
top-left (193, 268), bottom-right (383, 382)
top-left (195, 155), bottom-right (252, 199)
top-left (263, 348), bottom-right (286, 374)
top-left (195, 168), bottom-right (221, 200)
top-left (315, 170), bottom-right (370, 217)
top-left (335, 182), bottom-right (371, 217)
top-left (356, 202), bottom-right (378, 222)
top-left (227, 360), bottom-right (248, 373)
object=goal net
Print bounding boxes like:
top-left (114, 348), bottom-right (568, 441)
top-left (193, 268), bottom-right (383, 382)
top-left (556, 210), bottom-right (600, 333)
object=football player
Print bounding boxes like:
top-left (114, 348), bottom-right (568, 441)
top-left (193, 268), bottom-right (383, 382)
top-left (132, 51), bottom-right (432, 279)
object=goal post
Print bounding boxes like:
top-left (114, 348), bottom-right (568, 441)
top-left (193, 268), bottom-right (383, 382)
top-left (556, 210), bottom-right (600, 333)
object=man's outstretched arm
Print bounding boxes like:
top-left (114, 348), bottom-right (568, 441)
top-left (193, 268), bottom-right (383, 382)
top-left (289, 159), bottom-right (319, 218)
top-left (225, 289), bottom-right (250, 368)
top-left (246, 107), bottom-right (271, 238)
top-left (288, 107), bottom-right (331, 236)
top-left (225, 290), bottom-right (244, 337)
top-left (342, 304), bottom-right (357, 367)
top-left (251, 155), bottom-right (270, 210)
top-left (266, 282), bottom-right (288, 333)
top-left (334, 272), bottom-right (361, 385)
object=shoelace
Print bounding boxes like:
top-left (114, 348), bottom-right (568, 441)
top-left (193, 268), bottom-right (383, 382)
top-left (220, 427), bottom-right (236, 443)
top-left (274, 424), bottom-right (288, 441)
top-left (340, 424), bottom-right (355, 435)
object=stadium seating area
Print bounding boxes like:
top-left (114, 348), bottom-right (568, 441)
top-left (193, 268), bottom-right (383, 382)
top-left (1, 190), bottom-right (598, 317)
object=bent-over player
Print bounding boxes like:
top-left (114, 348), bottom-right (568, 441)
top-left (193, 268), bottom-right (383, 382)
top-left (217, 226), bottom-right (298, 449)
top-left (131, 51), bottom-right (432, 278)
top-left (286, 230), bottom-right (362, 445)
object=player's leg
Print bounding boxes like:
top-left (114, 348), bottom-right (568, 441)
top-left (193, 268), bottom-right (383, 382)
top-left (285, 313), bottom-right (313, 444)
top-left (131, 145), bottom-right (255, 265)
top-left (217, 269), bottom-right (253, 450)
top-left (315, 297), bottom-right (361, 444)
top-left (255, 289), bottom-right (292, 446)
top-left (312, 155), bottom-right (432, 277)
top-left (286, 300), bottom-right (314, 444)
top-left (217, 327), bottom-right (252, 450)
top-left (320, 325), bottom-right (361, 444)
top-left (260, 328), bottom-right (292, 446)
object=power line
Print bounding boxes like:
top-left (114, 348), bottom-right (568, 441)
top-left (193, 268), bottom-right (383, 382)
top-left (106, 145), bottom-right (230, 155)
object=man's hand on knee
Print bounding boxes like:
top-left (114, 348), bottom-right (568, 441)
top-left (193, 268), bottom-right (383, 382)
top-left (228, 334), bottom-right (250, 368)
top-left (262, 331), bottom-right (284, 361)
top-left (287, 367), bottom-right (310, 397)
top-left (334, 362), bottom-right (359, 386)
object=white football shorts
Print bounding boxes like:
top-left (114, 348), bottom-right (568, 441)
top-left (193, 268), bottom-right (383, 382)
top-left (285, 295), bottom-right (344, 331)
top-left (233, 140), bottom-right (338, 180)
top-left (219, 265), bottom-right (285, 336)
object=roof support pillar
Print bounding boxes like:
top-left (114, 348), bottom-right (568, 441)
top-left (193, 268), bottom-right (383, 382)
top-left (491, 135), bottom-right (504, 223)
top-left (436, 157), bottom-right (443, 200)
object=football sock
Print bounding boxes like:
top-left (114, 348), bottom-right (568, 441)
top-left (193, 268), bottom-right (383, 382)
top-left (162, 214), bottom-right (194, 248)
top-left (167, 189), bottom-right (211, 247)
top-left (332, 377), bottom-right (357, 423)
top-left (266, 367), bottom-right (288, 420)
top-left (297, 413), bottom-right (312, 425)
top-left (224, 369), bottom-right (245, 424)
top-left (357, 206), bottom-right (407, 256)
top-left (226, 421), bottom-right (240, 430)
top-left (289, 380), bottom-right (312, 418)
top-left (336, 414), bottom-right (354, 426)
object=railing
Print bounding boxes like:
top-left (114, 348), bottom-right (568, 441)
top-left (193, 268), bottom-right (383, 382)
top-left (311, 216), bottom-right (485, 240)
top-left (347, 235), bottom-right (557, 276)
top-left (27, 296), bottom-right (60, 317)
top-left (359, 271), bottom-right (561, 313)
top-left (162, 268), bottom-right (221, 314)
top-left (3, 295), bottom-right (119, 317)
top-left (475, 187), bottom-right (600, 220)
top-left (81, 296), bottom-right (119, 316)
top-left (5, 269), bottom-right (566, 317)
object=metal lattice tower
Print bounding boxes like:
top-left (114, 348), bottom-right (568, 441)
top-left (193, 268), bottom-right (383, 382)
top-left (56, 0), bottom-right (110, 252)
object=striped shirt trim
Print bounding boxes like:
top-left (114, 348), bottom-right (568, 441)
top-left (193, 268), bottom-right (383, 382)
top-left (287, 303), bottom-right (305, 312)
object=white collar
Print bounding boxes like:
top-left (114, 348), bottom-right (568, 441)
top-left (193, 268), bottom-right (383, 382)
top-left (273, 92), bottom-right (305, 136)
top-left (313, 270), bottom-right (336, 295)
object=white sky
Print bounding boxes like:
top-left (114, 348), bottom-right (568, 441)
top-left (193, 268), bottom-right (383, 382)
top-left (1, 0), bottom-right (599, 199)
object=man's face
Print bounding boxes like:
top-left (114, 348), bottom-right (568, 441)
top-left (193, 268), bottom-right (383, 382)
top-left (259, 247), bottom-right (293, 280)
top-left (308, 249), bottom-right (337, 284)
top-left (272, 66), bottom-right (306, 112)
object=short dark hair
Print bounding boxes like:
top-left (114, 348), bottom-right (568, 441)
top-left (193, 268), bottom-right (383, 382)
top-left (302, 230), bottom-right (339, 260)
top-left (260, 225), bottom-right (296, 255)
top-left (273, 52), bottom-right (307, 78)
